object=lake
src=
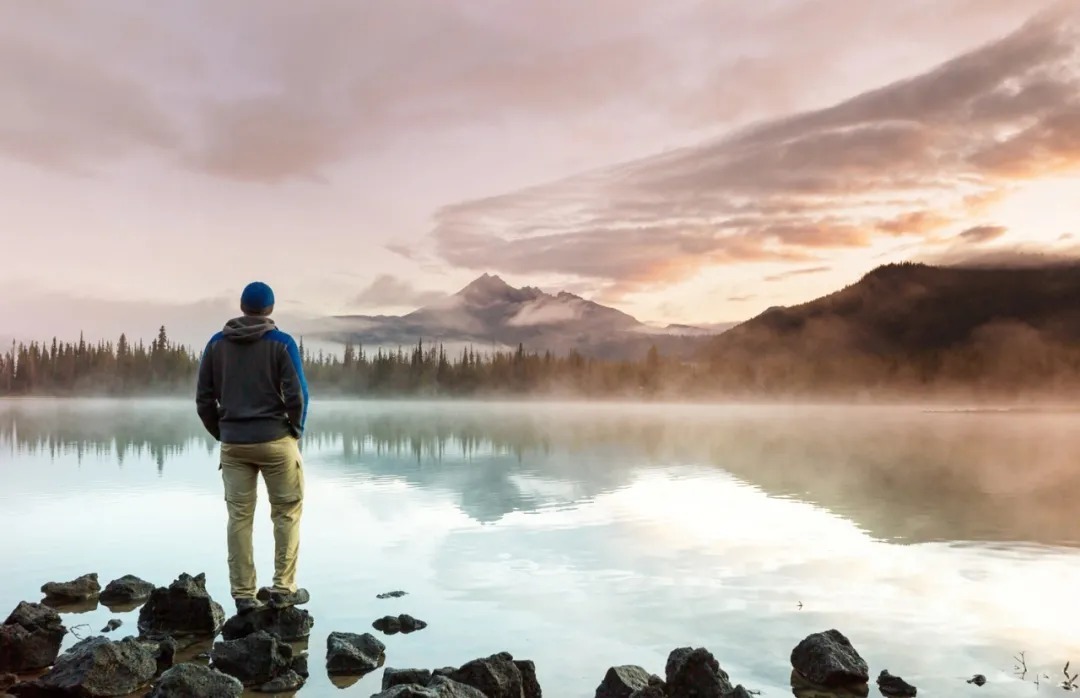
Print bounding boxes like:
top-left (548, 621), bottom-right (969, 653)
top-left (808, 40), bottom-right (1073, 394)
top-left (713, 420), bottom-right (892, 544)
top-left (2, 398), bottom-right (1079, 696)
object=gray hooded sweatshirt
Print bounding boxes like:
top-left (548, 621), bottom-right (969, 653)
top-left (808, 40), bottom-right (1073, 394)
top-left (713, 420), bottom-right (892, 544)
top-left (196, 315), bottom-right (309, 444)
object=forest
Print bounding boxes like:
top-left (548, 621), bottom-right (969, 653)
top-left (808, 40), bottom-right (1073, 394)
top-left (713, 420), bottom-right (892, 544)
top-left (0, 327), bottom-right (672, 398)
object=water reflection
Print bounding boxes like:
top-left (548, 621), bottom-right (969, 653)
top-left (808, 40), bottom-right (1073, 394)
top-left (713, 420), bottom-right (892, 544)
top-left (4, 399), bottom-right (1079, 547)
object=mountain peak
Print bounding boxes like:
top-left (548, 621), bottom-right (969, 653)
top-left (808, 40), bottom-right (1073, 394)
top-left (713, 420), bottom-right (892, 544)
top-left (456, 273), bottom-right (515, 297)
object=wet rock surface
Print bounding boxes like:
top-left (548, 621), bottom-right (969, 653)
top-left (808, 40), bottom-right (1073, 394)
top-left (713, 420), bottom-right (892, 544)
top-left (326, 631), bottom-right (386, 676)
top-left (665, 647), bottom-right (733, 698)
top-left (259, 669), bottom-right (307, 693)
top-left (791, 630), bottom-right (869, 688)
top-left (221, 605), bottom-right (314, 642)
top-left (374, 675), bottom-right (488, 698)
top-left (877, 670), bottom-right (917, 696)
top-left (0, 602), bottom-right (67, 673)
top-left (384, 668), bottom-right (434, 690)
top-left (100, 619), bottom-right (122, 634)
top-left (137, 573), bottom-right (225, 639)
top-left (596, 665), bottom-right (652, 698)
top-left (146, 662), bottom-right (243, 698)
top-left (99, 575), bottom-right (154, 606)
top-left (40, 574), bottom-right (100, 605)
top-left (11, 636), bottom-right (156, 697)
top-left (373, 614), bottom-right (428, 635)
top-left (449, 652), bottom-right (525, 698)
top-left (210, 630), bottom-right (295, 687)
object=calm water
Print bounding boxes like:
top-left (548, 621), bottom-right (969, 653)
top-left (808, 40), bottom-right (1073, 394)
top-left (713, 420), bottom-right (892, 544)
top-left (2, 398), bottom-right (1079, 697)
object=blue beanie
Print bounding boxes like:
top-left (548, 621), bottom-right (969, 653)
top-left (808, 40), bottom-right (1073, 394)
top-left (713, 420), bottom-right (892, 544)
top-left (241, 281), bottom-right (275, 315)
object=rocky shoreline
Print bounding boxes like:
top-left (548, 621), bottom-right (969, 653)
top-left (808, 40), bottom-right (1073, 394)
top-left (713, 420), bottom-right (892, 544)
top-left (0, 571), bottom-right (926, 697)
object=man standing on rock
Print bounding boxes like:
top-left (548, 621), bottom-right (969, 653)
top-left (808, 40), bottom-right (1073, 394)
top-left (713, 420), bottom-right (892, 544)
top-left (196, 281), bottom-right (311, 614)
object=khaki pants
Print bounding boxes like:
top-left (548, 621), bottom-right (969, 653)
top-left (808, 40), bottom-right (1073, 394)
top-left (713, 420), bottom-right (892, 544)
top-left (220, 436), bottom-right (304, 599)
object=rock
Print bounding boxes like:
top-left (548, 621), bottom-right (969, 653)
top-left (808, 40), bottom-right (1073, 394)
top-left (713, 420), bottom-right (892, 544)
top-left (877, 670), bottom-right (916, 697)
top-left (210, 630), bottom-right (293, 687)
top-left (967, 674), bottom-right (987, 686)
top-left (596, 665), bottom-right (651, 698)
top-left (450, 653), bottom-right (524, 698)
top-left (146, 662), bottom-right (244, 698)
top-left (377, 591), bottom-right (407, 599)
top-left (627, 675), bottom-right (666, 698)
top-left (383, 668), bottom-right (434, 690)
top-left (137, 573), bottom-right (225, 638)
top-left (0, 675), bottom-right (15, 691)
top-left (40, 574), bottom-right (100, 604)
top-left (515, 659), bottom-right (541, 698)
top-left (23, 636), bottom-right (156, 697)
top-left (0, 602), bottom-right (67, 673)
top-left (258, 669), bottom-right (306, 693)
top-left (291, 652), bottom-right (309, 678)
top-left (99, 575), bottom-right (154, 606)
top-left (221, 605), bottom-right (314, 642)
top-left (326, 631), bottom-right (385, 676)
top-left (373, 614), bottom-right (428, 635)
top-left (725, 687), bottom-right (754, 698)
top-left (373, 675), bottom-right (488, 698)
top-left (142, 636), bottom-right (178, 675)
top-left (665, 647), bottom-right (733, 698)
top-left (791, 630), bottom-right (869, 688)
top-left (100, 619), bottom-right (122, 633)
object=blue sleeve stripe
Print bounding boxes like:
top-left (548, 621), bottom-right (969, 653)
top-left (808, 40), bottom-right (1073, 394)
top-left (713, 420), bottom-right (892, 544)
top-left (267, 330), bottom-right (309, 428)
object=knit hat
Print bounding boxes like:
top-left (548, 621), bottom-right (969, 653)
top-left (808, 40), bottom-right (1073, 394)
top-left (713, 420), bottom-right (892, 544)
top-left (240, 281), bottom-right (275, 315)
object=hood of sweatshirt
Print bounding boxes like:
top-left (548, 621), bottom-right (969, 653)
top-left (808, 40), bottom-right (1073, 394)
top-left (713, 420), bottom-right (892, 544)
top-left (222, 315), bottom-right (277, 343)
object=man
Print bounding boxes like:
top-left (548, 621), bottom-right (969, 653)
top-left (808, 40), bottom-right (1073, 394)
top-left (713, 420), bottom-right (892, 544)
top-left (196, 281), bottom-right (311, 614)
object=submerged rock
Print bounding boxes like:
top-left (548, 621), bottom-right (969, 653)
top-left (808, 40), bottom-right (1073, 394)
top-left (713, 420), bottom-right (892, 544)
top-left (373, 614), bottom-right (428, 635)
top-left (146, 663), bottom-right (243, 698)
top-left (221, 605), bottom-right (314, 642)
top-left (210, 630), bottom-right (294, 687)
top-left (40, 573), bottom-right (100, 604)
top-left (100, 619), bottom-right (122, 633)
top-left (877, 670), bottom-right (916, 697)
top-left (100, 575), bottom-right (155, 606)
top-left (665, 647), bottom-right (733, 698)
top-left (14, 636), bottom-right (156, 697)
top-left (137, 573), bottom-right (225, 638)
top-left (0, 602), bottom-right (67, 673)
top-left (450, 653), bottom-right (525, 698)
top-left (259, 669), bottom-right (306, 693)
top-left (374, 676), bottom-right (487, 698)
top-left (596, 665), bottom-right (652, 698)
top-left (968, 674), bottom-right (987, 686)
top-left (791, 630), bottom-right (869, 688)
top-left (326, 631), bottom-right (386, 676)
top-left (384, 668), bottom-right (434, 690)
top-left (377, 590), bottom-right (408, 599)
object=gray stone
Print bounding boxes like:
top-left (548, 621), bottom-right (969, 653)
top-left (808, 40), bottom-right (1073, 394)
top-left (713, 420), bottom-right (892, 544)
top-left (790, 630), bottom-right (869, 688)
top-left (383, 667), bottom-right (434, 690)
top-left (210, 630), bottom-right (293, 687)
top-left (0, 602), bottom-right (66, 673)
top-left (99, 575), bottom-right (154, 606)
top-left (376, 591), bottom-right (407, 599)
top-left (41, 574), bottom-right (100, 604)
top-left (146, 663), bottom-right (243, 698)
top-left (221, 605), bottom-right (314, 642)
top-left (137, 573), bottom-right (225, 638)
top-left (596, 665), bottom-right (651, 698)
top-left (100, 619), bottom-right (122, 633)
top-left (450, 653), bottom-right (524, 698)
top-left (326, 631), bottom-right (385, 676)
top-left (24, 636), bottom-right (156, 697)
top-left (373, 614), bottom-right (428, 635)
top-left (373, 676), bottom-right (488, 698)
top-left (515, 659), bottom-right (542, 698)
top-left (258, 669), bottom-right (305, 693)
top-left (665, 647), bottom-right (733, 698)
top-left (877, 670), bottom-right (917, 697)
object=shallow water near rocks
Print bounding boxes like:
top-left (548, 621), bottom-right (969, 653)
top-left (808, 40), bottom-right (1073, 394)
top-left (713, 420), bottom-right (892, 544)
top-left (2, 398), bottom-right (1079, 697)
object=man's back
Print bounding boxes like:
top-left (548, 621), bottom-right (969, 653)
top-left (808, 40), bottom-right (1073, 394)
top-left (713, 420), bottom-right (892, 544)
top-left (197, 315), bottom-right (308, 444)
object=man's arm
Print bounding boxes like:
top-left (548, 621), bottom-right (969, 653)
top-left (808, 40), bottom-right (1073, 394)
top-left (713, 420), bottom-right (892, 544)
top-left (195, 337), bottom-right (221, 440)
top-left (279, 334), bottom-right (309, 437)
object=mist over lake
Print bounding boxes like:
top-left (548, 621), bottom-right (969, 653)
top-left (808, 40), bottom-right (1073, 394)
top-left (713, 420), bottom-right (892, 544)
top-left (2, 398), bottom-right (1078, 696)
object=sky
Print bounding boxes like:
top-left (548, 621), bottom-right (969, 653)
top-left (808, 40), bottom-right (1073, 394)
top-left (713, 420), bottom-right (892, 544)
top-left (2, 0), bottom-right (1079, 345)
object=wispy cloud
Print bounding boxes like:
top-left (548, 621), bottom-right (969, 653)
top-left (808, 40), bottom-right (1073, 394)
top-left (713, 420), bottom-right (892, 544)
top-left (351, 274), bottom-right (445, 309)
top-left (764, 266), bottom-right (832, 282)
top-left (428, 3), bottom-right (1080, 297)
top-left (958, 225), bottom-right (1008, 244)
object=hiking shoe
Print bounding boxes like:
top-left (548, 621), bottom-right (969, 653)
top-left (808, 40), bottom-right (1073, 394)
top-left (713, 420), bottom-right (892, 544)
top-left (234, 597), bottom-right (265, 615)
top-left (257, 586), bottom-right (310, 609)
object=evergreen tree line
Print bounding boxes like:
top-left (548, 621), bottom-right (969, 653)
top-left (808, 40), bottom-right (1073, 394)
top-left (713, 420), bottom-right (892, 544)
top-left (0, 328), bottom-right (672, 398)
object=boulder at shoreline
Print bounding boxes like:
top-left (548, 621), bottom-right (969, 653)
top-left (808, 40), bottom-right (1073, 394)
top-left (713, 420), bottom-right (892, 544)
top-left (100, 575), bottom-right (155, 606)
top-left (40, 573), bottom-right (101, 605)
top-left (791, 629), bottom-right (870, 688)
top-left (326, 631), bottom-right (386, 676)
top-left (137, 573), bottom-right (225, 639)
top-left (221, 605), bottom-right (314, 642)
top-left (0, 602), bottom-right (67, 673)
